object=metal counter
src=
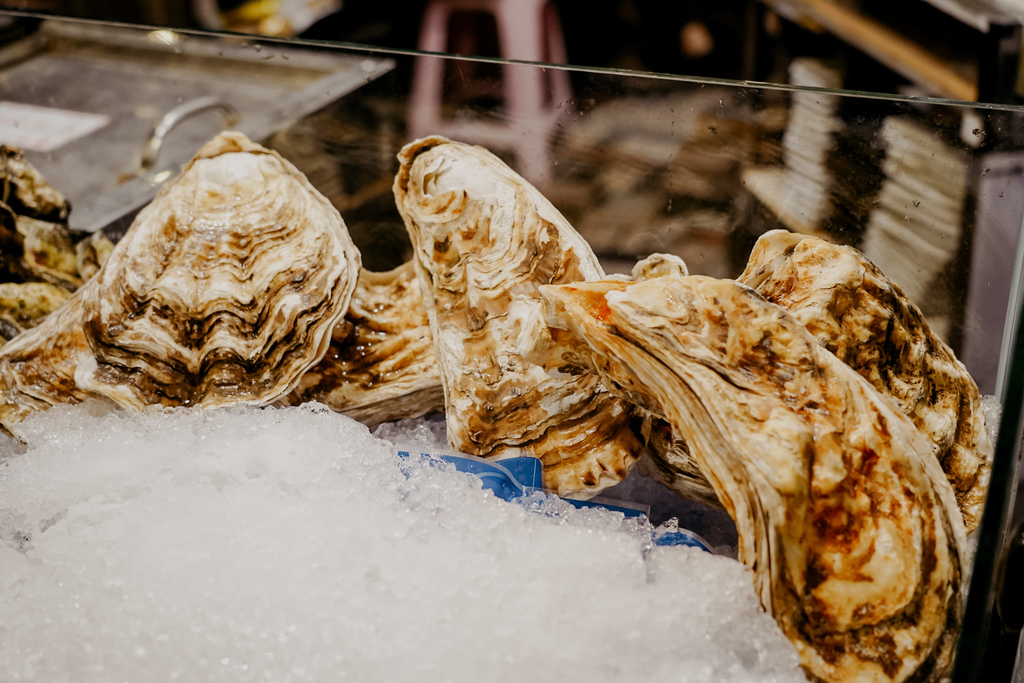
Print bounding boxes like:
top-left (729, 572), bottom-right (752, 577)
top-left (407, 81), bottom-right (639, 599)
top-left (0, 18), bottom-right (393, 233)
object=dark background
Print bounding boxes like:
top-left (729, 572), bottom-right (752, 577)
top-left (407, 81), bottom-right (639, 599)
top-left (0, 0), bottom-right (960, 95)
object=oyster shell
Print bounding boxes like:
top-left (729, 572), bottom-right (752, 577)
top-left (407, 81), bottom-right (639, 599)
top-left (15, 214), bottom-right (84, 290)
top-left (618, 253), bottom-right (721, 507)
top-left (285, 260), bottom-right (444, 426)
top-left (631, 252), bottom-right (689, 280)
top-left (393, 136), bottom-right (646, 496)
top-left (75, 231), bottom-right (116, 281)
top-left (738, 230), bottom-right (992, 532)
top-left (634, 418), bottom-right (719, 508)
top-left (0, 281), bottom-right (70, 343)
top-left (0, 131), bottom-right (360, 432)
top-left (0, 145), bottom-right (110, 292)
top-left (539, 276), bottom-right (966, 683)
top-left (0, 145), bottom-right (70, 224)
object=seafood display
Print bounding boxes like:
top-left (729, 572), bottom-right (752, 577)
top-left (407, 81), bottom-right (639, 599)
top-left (0, 130), bottom-right (997, 683)
top-left (393, 136), bottom-right (646, 497)
top-left (0, 146), bottom-right (105, 344)
top-left (738, 230), bottom-right (993, 531)
top-left (0, 132), bottom-right (360, 432)
top-left (538, 277), bottom-right (965, 682)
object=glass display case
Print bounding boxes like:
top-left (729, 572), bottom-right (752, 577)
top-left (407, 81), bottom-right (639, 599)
top-left (0, 10), bottom-right (1022, 683)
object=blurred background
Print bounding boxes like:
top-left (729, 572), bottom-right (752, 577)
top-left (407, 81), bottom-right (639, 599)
top-left (1, 0), bottom-right (1021, 102)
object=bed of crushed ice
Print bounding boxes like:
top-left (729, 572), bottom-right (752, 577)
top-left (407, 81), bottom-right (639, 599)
top-left (0, 401), bottom-right (808, 682)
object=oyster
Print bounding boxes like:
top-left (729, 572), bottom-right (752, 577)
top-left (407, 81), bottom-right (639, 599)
top-left (285, 260), bottom-right (444, 427)
top-left (738, 230), bottom-right (992, 531)
top-left (0, 131), bottom-right (360, 432)
top-left (75, 231), bottom-right (116, 281)
top-left (630, 251), bottom-right (689, 280)
top-left (617, 253), bottom-right (721, 507)
top-left (0, 145), bottom-right (110, 292)
top-left (393, 136), bottom-right (646, 496)
top-left (0, 145), bottom-right (70, 224)
top-left (15, 214), bottom-right (84, 290)
top-left (0, 145), bottom-right (79, 288)
top-left (539, 276), bottom-right (966, 683)
top-left (637, 419), bottom-right (719, 508)
top-left (0, 281), bottom-right (70, 343)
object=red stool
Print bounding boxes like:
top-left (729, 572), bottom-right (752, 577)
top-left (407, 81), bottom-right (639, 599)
top-left (407, 0), bottom-right (573, 185)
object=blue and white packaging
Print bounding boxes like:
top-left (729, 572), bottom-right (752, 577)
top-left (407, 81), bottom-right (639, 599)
top-left (395, 447), bottom-right (713, 553)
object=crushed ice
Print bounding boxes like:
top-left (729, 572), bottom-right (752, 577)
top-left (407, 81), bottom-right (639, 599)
top-left (0, 403), bottom-right (803, 682)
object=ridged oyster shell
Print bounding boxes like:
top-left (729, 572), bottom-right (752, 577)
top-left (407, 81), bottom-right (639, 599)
top-left (393, 136), bottom-right (646, 496)
top-left (738, 230), bottom-right (992, 532)
top-left (285, 260), bottom-right (444, 426)
top-left (0, 132), bottom-right (360, 432)
top-left (610, 253), bottom-right (721, 507)
top-left (539, 276), bottom-right (965, 683)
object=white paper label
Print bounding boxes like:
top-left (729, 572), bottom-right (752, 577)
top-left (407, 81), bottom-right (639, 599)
top-left (0, 101), bottom-right (110, 152)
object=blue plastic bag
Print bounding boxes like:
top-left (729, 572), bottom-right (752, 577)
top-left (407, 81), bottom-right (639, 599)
top-left (396, 448), bottom-right (712, 553)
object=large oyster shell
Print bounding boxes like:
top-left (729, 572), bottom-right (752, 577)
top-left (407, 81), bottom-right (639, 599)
top-left (539, 276), bottom-right (966, 683)
top-left (285, 260), bottom-right (443, 426)
top-left (738, 230), bottom-right (992, 532)
top-left (393, 136), bottom-right (646, 496)
top-left (0, 132), bottom-right (360, 432)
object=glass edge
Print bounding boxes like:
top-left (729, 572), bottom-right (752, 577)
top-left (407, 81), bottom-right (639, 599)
top-left (996, 218), bottom-right (1024, 400)
top-left (954, 282), bottom-right (1024, 680)
top-left (5, 8), bottom-right (1024, 113)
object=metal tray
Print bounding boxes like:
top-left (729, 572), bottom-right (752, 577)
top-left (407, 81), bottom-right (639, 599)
top-left (0, 18), bottom-right (393, 233)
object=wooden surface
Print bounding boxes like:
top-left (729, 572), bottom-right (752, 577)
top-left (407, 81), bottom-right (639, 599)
top-left (763, 0), bottom-right (979, 101)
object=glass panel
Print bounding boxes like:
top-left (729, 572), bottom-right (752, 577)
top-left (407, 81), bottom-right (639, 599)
top-left (0, 11), bottom-right (1021, 682)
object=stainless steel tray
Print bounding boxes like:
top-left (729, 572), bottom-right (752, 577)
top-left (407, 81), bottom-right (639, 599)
top-left (0, 18), bottom-right (393, 232)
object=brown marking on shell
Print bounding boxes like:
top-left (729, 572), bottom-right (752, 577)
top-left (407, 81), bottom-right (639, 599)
top-left (539, 276), bottom-right (965, 683)
top-left (285, 260), bottom-right (444, 426)
top-left (0, 131), bottom-right (360, 432)
top-left (738, 230), bottom-right (992, 532)
top-left (394, 136), bottom-right (645, 496)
